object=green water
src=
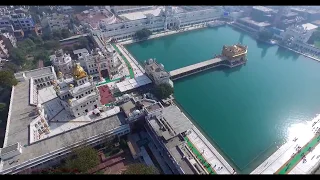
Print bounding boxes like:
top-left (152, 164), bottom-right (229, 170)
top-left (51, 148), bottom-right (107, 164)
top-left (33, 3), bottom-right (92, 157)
top-left (125, 26), bottom-right (320, 173)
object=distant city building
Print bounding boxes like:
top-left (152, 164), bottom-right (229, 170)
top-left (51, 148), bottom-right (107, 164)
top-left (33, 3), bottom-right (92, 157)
top-left (0, 32), bottom-right (17, 50)
top-left (110, 6), bottom-right (154, 15)
top-left (0, 12), bottom-right (35, 34)
top-left (0, 38), bottom-right (9, 58)
top-left (235, 17), bottom-right (271, 33)
top-left (92, 6), bottom-right (222, 41)
top-left (47, 13), bottom-right (71, 31)
top-left (75, 9), bottom-right (116, 30)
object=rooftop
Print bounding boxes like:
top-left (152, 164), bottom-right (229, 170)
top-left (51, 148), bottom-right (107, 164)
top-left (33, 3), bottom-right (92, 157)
top-left (120, 99), bottom-right (138, 117)
top-left (148, 105), bottom-right (192, 141)
top-left (239, 17), bottom-right (271, 27)
top-left (119, 7), bottom-right (164, 21)
top-left (302, 23), bottom-right (318, 31)
top-left (252, 6), bottom-right (274, 13)
top-left (1, 80), bottom-right (125, 172)
top-left (75, 9), bottom-right (115, 29)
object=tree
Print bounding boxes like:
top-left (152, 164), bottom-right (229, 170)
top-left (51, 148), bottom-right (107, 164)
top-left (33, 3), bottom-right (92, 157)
top-left (135, 28), bottom-right (152, 40)
top-left (61, 29), bottom-right (71, 39)
top-left (64, 146), bottom-right (99, 173)
top-left (154, 83), bottom-right (174, 99)
top-left (122, 163), bottom-right (159, 174)
top-left (0, 103), bottom-right (6, 112)
top-left (78, 37), bottom-right (89, 48)
top-left (9, 48), bottom-right (26, 65)
top-left (28, 35), bottom-right (43, 45)
top-left (52, 30), bottom-right (62, 40)
top-left (0, 71), bottom-right (18, 88)
top-left (44, 40), bottom-right (61, 50)
top-left (2, 62), bottom-right (20, 73)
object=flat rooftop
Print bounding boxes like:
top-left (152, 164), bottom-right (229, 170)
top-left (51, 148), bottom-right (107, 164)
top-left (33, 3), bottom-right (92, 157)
top-left (252, 6), bottom-right (274, 13)
top-left (1, 80), bottom-right (126, 172)
top-left (302, 23), bottom-right (318, 31)
top-left (239, 17), bottom-right (271, 27)
top-left (119, 7), bottom-right (164, 21)
top-left (148, 105), bottom-right (192, 141)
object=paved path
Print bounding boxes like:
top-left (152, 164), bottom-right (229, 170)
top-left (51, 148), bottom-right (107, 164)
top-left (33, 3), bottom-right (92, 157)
top-left (186, 128), bottom-right (234, 174)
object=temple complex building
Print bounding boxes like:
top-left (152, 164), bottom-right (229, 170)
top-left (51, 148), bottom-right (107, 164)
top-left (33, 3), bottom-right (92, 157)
top-left (53, 63), bottom-right (101, 118)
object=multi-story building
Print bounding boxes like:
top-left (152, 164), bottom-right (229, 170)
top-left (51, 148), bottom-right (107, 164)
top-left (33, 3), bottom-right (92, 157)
top-left (77, 45), bottom-right (123, 79)
top-left (47, 13), bottom-right (71, 32)
top-left (92, 6), bottom-right (223, 41)
top-left (1, 66), bottom-right (130, 174)
top-left (10, 13), bottom-right (35, 32)
top-left (144, 58), bottom-right (173, 87)
top-left (0, 39), bottom-right (9, 58)
top-left (75, 9), bottom-right (117, 30)
top-left (50, 49), bottom-right (73, 75)
top-left (0, 32), bottom-right (17, 50)
top-left (110, 6), bottom-right (154, 15)
top-left (53, 63), bottom-right (102, 118)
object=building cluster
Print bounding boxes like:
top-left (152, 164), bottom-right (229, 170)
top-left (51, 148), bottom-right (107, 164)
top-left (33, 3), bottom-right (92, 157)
top-left (92, 6), bottom-right (223, 41)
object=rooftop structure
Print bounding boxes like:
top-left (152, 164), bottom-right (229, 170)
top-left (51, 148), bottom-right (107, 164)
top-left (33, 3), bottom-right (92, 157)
top-left (119, 7), bottom-right (164, 21)
top-left (222, 44), bottom-right (248, 59)
top-left (1, 66), bottom-right (130, 174)
top-left (111, 6), bottom-right (154, 15)
top-left (50, 49), bottom-right (73, 75)
top-left (252, 6), bottom-right (274, 13)
top-left (75, 9), bottom-right (116, 30)
top-left (144, 58), bottom-right (172, 87)
top-left (47, 13), bottom-right (71, 32)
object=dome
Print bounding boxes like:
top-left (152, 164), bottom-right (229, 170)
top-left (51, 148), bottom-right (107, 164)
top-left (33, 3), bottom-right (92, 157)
top-left (69, 84), bottom-right (74, 88)
top-left (57, 71), bottom-right (63, 77)
top-left (133, 110), bottom-right (140, 115)
top-left (72, 63), bottom-right (87, 80)
top-left (123, 94), bottom-right (130, 99)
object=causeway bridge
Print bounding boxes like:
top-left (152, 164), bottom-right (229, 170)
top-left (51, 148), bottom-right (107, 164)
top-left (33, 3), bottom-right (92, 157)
top-left (169, 57), bottom-right (229, 81)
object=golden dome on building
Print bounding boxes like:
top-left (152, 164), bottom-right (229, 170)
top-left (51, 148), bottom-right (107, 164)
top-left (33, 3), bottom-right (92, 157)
top-left (57, 71), bottom-right (63, 78)
top-left (72, 63), bottom-right (87, 80)
top-left (69, 84), bottom-right (74, 88)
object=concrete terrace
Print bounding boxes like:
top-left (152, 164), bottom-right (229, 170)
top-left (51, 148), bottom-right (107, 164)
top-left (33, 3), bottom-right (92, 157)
top-left (0, 80), bottom-right (127, 173)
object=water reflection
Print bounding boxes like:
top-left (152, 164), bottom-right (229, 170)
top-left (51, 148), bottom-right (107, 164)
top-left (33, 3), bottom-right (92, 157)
top-left (275, 47), bottom-right (300, 61)
top-left (256, 41), bottom-right (271, 59)
top-left (238, 33), bottom-right (245, 44)
top-left (286, 121), bottom-right (314, 143)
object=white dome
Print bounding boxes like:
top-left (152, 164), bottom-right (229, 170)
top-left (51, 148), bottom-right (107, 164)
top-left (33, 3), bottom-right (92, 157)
top-left (159, 63), bottom-right (164, 69)
top-left (133, 110), bottom-right (140, 115)
top-left (123, 94), bottom-right (130, 99)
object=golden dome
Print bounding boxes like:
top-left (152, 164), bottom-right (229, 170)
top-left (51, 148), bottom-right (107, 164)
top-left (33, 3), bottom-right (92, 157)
top-left (69, 84), bottom-right (74, 88)
top-left (57, 71), bottom-right (63, 77)
top-left (68, 99), bottom-right (72, 104)
top-left (72, 63), bottom-right (87, 80)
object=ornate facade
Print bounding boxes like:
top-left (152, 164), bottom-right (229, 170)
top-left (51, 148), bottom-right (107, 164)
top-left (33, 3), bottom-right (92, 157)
top-left (51, 49), bottom-right (73, 75)
top-left (53, 63), bottom-right (102, 118)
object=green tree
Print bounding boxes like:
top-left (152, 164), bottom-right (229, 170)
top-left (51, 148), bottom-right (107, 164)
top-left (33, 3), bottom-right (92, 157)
top-left (154, 83), bottom-right (174, 99)
top-left (64, 146), bottom-right (100, 173)
top-left (78, 36), bottom-right (89, 48)
top-left (44, 40), bottom-right (61, 50)
top-left (2, 62), bottom-right (20, 73)
top-left (135, 28), bottom-right (152, 40)
top-left (61, 29), bottom-right (71, 39)
top-left (29, 35), bottom-right (43, 45)
top-left (9, 48), bottom-right (26, 65)
top-left (42, 31), bottom-right (53, 41)
top-left (0, 103), bottom-right (6, 112)
top-left (0, 71), bottom-right (18, 88)
top-left (122, 163), bottom-right (159, 174)
top-left (52, 30), bottom-right (62, 40)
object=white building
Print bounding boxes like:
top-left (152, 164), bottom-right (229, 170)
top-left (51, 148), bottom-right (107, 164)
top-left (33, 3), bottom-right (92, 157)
top-left (145, 58), bottom-right (173, 87)
top-left (92, 6), bottom-right (223, 41)
top-left (53, 63), bottom-right (102, 118)
top-left (281, 23), bottom-right (318, 44)
top-left (2, 66), bottom-right (130, 174)
top-left (50, 49), bottom-right (73, 75)
top-left (47, 13), bottom-right (71, 31)
top-left (111, 6), bottom-right (154, 15)
top-left (14, 66), bottom-right (57, 89)
top-left (77, 45), bottom-right (123, 79)
top-left (0, 39), bottom-right (8, 58)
